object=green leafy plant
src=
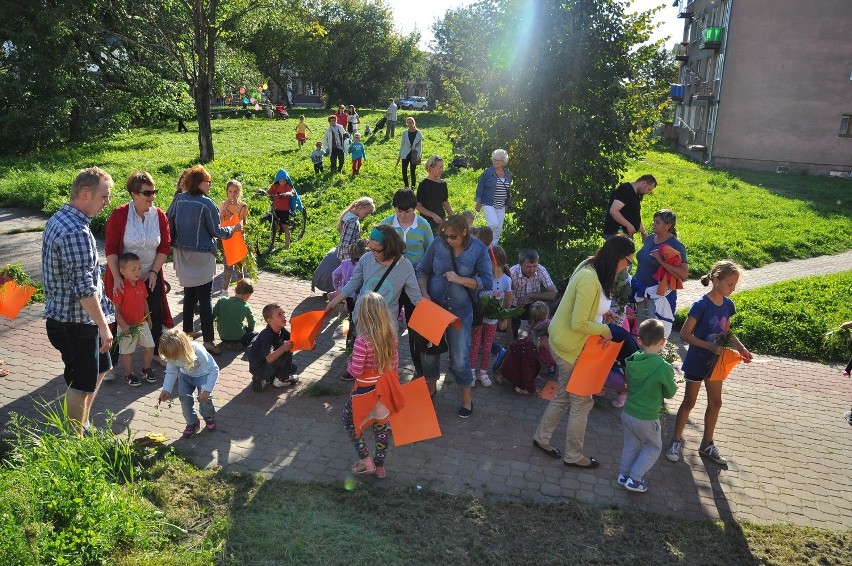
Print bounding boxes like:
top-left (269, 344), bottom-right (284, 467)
top-left (479, 295), bottom-right (523, 321)
top-left (0, 261), bottom-right (44, 303)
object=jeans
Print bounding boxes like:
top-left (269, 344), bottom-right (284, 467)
top-left (177, 370), bottom-right (215, 425)
top-left (330, 147), bottom-right (344, 172)
top-left (481, 205), bottom-right (506, 244)
top-left (619, 411), bottom-right (662, 481)
top-left (401, 157), bottom-right (417, 188)
top-left (421, 321), bottom-right (474, 386)
top-left (183, 281), bottom-right (213, 342)
top-left (533, 355), bottom-right (595, 463)
top-left (385, 120), bottom-right (396, 139)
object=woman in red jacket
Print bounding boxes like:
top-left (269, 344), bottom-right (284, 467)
top-left (105, 172), bottom-right (173, 363)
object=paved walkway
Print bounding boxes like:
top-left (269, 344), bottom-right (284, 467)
top-left (1, 208), bottom-right (850, 530)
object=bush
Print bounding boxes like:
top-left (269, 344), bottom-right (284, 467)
top-left (699, 272), bottom-right (852, 362)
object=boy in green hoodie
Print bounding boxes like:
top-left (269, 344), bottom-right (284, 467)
top-left (618, 319), bottom-right (678, 493)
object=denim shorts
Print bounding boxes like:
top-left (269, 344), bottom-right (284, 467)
top-left (46, 319), bottom-right (113, 393)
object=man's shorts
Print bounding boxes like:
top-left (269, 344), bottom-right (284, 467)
top-left (46, 319), bottom-right (113, 394)
top-left (273, 210), bottom-right (291, 225)
top-left (117, 323), bottom-right (155, 355)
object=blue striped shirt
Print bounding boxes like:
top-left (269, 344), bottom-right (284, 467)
top-left (381, 214), bottom-right (434, 266)
top-left (42, 203), bottom-right (104, 324)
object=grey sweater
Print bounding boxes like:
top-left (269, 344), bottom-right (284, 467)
top-left (341, 254), bottom-right (422, 326)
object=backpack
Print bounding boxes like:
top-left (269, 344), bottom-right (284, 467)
top-left (500, 338), bottom-right (542, 394)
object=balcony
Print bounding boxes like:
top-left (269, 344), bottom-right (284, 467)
top-left (674, 43), bottom-right (689, 62)
top-left (677, 1), bottom-right (694, 18)
top-left (693, 86), bottom-right (715, 102)
top-left (700, 27), bottom-right (724, 50)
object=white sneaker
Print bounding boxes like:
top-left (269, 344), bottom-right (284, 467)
top-left (272, 377), bottom-right (288, 388)
top-left (102, 372), bottom-right (114, 382)
top-left (471, 370), bottom-right (479, 387)
top-left (666, 439), bottom-right (683, 462)
top-left (479, 373), bottom-right (493, 387)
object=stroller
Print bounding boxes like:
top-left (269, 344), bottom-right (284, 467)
top-left (275, 105), bottom-right (289, 119)
top-left (374, 116), bottom-right (387, 132)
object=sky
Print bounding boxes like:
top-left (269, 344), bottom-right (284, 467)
top-left (386, 0), bottom-right (684, 50)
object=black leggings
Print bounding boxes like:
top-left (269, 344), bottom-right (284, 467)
top-left (183, 281), bottom-right (214, 342)
top-left (401, 157), bottom-right (417, 188)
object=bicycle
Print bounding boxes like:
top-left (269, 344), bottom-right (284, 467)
top-left (254, 188), bottom-right (307, 258)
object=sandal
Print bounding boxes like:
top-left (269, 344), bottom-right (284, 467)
top-left (374, 466), bottom-right (386, 479)
top-left (351, 458), bottom-right (376, 475)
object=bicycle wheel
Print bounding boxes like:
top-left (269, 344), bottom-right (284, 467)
top-left (255, 212), bottom-right (278, 258)
top-left (292, 208), bottom-right (307, 242)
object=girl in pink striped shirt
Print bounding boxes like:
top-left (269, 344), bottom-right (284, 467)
top-left (341, 292), bottom-right (401, 479)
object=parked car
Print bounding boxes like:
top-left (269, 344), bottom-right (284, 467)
top-left (400, 96), bottom-right (428, 110)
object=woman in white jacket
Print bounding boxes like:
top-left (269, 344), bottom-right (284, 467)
top-left (397, 116), bottom-right (423, 188)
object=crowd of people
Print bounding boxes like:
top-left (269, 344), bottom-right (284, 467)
top-left (43, 156), bottom-right (760, 489)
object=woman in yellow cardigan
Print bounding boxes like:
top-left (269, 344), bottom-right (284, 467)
top-left (533, 236), bottom-right (635, 468)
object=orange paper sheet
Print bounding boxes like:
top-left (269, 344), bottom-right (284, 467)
top-left (390, 377), bottom-right (442, 446)
top-left (708, 349), bottom-right (743, 382)
top-left (0, 281), bottom-right (36, 320)
top-left (538, 380), bottom-right (558, 401)
top-left (408, 298), bottom-right (460, 346)
top-left (566, 336), bottom-right (622, 395)
top-left (289, 310), bottom-right (327, 352)
top-left (221, 215), bottom-right (248, 266)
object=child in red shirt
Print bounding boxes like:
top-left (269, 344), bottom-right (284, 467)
top-left (113, 253), bottom-right (155, 387)
top-left (267, 168), bottom-right (295, 249)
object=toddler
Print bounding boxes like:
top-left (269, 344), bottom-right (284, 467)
top-left (618, 319), bottom-right (678, 493)
top-left (249, 303), bottom-right (299, 392)
top-left (311, 142), bottom-right (325, 174)
top-left (158, 328), bottom-right (220, 437)
top-left (295, 115), bottom-right (312, 147)
top-left (348, 132), bottom-right (366, 175)
top-left (213, 278), bottom-right (257, 349)
top-left (113, 253), bottom-right (155, 387)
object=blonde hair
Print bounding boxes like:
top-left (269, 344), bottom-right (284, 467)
top-left (700, 260), bottom-right (743, 287)
top-left (355, 292), bottom-right (397, 373)
top-left (337, 196), bottom-right (375, 233)
top-left (425, 155), bottom-right (443, 171)
top-left (528, 301), bottom-right (550, 326)
top-left (158, 328), bottom-right (197, 367)
top-left (226, 179), bottom-right (244, 204)
top-left (71, 167), bottom-right (113, 200)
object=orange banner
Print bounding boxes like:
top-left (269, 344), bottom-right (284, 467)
top-left (566, 336), bottom-right (622, 395)
top-left (0, 280), bottom-right (36, 320)
top-left (351, 370), bottom-right (407, 436)
top-left (221, 215), bottom-right (248, 266)
top-left (408, 298), bottom-right (460, 347)
top-left (390, 377), bottom-right (442, 446)
top-left (289, 310), bottom-right (327, 352)
top-left (708, 349), bottom-right (743, 382)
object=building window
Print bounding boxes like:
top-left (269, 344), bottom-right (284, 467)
top-left (839, 115), bottom-right (852, 138)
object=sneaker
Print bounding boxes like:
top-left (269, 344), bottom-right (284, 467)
top-left (102, 372), bottom-right (114, 382)
top-left (666, 438), bottom-right (683, 462)
top-left (340, 371), bottom-right (355, 381)
top-left (182, 421), bottom-right (200, 438)
top-left (124, 373), bottom-right (141, 387)
top-left (251, 374), bottom-right (266, 392)
top-left (492, 346), bottom-right (507, 372)
top-left (458, 404), bottom-right (473, 419)
top-left (624, 477), bottom-right (648, 493)
top-left (273, 377), bottom-right (299, 388)
top-left (471, 370), bottom-right (478, 387)
top-left (617, 474), bottom-right (629, 487)
top-left (699, 441), bottom-right (728, 465)
top-left (611, 393), bottom-right (626, 408)
top-left (141, 367), bottom-right (156, 384)
top-left (204, 418), bottom-right (217, 432)
top-left (479, 373), bottom-right (493, 387)
top-left (843, 370), bottom-right (851, 377)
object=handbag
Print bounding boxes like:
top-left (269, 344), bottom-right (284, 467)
top-left (450, 249), bottom-right (483, 328)
top-left (411, 151), bottom-right (421, 166)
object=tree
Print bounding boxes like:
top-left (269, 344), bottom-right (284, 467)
top-left (442, 0), bottom-right (664, 245)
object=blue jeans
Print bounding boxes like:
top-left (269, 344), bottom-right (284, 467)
top-left (420, 322), bottom-right (474, 386)
top-left (619, 411), bottom-right (662, 481)
top-left (177, 371), bottom-right (216, 425)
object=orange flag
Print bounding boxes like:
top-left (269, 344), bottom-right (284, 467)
top-left (221, 214), bottom-right (248, 266)
top-left (390, 377), bottom-right (442, 446)
top-left (0, 280), bottom-right (36, 320)
top-left (351, 370), bottom-right (407, 436)
top-left (289, 310), bottom-right (327, 352)
top-left (708, 349), bottom-right (743, 382)
top-left (566, 336), bottom-right (622, 395)
top-left (408, 298), bottom-right (460, 346)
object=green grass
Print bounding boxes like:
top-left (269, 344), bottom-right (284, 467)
top-left (0, 116), bottom-right (850, 282)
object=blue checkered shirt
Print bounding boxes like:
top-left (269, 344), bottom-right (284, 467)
top-left (42, 203), bottom-right (106, 324)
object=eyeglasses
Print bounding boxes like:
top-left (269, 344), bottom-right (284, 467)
top-left (369, 246), bottom-right (384, 254)
top-left (135, 190), bottom-right (158, 197)
top-left (444, 233), bottom-right (459, 240)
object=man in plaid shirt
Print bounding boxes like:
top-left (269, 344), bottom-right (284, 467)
top-left (42, 167), bottom-right (115, 431)
top-left (509, 249), bottom-right (558, 338)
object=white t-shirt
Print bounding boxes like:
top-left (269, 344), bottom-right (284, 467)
top-left (482, 273), bottom-right (512, 325)
top-left (387, 103), bottom-right (398, 121)
top-left (123, 206), bottom-right (161, 273)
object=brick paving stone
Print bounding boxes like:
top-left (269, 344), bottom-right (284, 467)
top-left (1, 211), bottom-right (851, 530)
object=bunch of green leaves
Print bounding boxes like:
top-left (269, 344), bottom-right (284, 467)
top-left (0, 261), bottom-right (44, 303)
top-left (823, 325), bottom-right (852, 362)
top-left (479, 295), bottom-right (524, 321)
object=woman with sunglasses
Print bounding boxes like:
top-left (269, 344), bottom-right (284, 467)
top-left (105, 172), bottom-right (174, 364)
top-left (326, 225), bottom-right (422, 379)
top-left (416, 215), bottom-right (493, 418)
top-left (167, 165), bottom-right (243, 356)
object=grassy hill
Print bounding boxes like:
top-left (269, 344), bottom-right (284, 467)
top-left (0, 112), bottom-right (850, 281)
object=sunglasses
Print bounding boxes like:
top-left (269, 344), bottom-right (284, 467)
top-left (444, 233), bottom-right (460, 240)
top-left (135, 190), bottom-right (158, 197)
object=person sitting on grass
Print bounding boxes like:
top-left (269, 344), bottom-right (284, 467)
top-left (112, 252), bottom-right (155, 387)
top-left (618, 319), bottom-right (678, 494)
top-left (248, 303), bottom-right (299, 392)
top-left (213, 278), bottom-right (257, 350)
top-left (158, 328), bottom-right (220, 437)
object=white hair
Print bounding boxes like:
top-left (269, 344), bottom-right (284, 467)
top-left (491, 149), bottom-right (509, 164)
